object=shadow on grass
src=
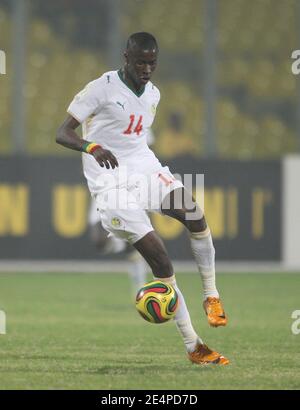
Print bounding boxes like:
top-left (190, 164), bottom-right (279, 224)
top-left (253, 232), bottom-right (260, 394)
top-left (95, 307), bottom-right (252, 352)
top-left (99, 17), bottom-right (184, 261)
top-left (0, 360), bottom-right (217, 376)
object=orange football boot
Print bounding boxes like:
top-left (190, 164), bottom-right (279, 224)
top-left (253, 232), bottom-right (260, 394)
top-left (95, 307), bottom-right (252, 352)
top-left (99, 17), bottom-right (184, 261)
top-left (203, 297), bottom-right (227, 327)
top-left (188, 342), bottom-right (229, 365)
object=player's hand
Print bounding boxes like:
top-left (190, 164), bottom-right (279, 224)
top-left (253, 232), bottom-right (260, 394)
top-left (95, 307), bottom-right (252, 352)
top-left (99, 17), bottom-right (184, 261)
top-left (92, 147), bottom-right (119, 169)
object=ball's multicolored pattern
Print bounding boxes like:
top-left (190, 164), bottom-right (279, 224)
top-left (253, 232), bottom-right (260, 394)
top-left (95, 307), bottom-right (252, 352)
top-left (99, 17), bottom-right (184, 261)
top-left (135, 281), bottom-right (179, 323)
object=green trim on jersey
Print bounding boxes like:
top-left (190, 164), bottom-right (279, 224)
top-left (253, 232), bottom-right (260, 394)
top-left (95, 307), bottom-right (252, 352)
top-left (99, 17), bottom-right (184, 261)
top-left (117, 69), bottom-right (145, 97)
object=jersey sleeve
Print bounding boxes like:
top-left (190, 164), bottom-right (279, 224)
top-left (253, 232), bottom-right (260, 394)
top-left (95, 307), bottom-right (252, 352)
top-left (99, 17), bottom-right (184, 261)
top-left (146, 128), bottom-right (155, 146)
top-left (154, 87), bottom-right (161, 112)
top-left (67, 79), bottom-right (106, 123)
top-left (156, 88), bottom-right (161, 104)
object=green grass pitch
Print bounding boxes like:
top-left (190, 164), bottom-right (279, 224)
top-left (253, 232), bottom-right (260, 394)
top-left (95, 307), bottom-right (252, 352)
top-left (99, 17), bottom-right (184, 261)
top-left (0, 272), bottom-right (299, 390)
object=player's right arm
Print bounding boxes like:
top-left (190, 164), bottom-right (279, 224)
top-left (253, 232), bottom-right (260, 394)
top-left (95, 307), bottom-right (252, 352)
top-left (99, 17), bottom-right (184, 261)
top-left (56, 78), bottom-right (118, 169)
top-left (56, 115), bottom-right (118, 169)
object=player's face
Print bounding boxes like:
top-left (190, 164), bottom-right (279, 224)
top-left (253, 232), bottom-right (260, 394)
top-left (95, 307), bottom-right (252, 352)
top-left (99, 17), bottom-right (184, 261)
top-left (125, 48), bottom-right (158, 87)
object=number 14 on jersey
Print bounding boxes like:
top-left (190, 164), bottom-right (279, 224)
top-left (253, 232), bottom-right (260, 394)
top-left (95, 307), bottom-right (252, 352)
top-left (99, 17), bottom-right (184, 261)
top-left (123, 115), bottom-right (143, 136)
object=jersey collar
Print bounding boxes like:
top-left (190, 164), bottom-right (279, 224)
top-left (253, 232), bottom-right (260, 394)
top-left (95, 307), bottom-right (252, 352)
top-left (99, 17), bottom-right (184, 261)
top-left (117, 69), bottom-right (145, 97)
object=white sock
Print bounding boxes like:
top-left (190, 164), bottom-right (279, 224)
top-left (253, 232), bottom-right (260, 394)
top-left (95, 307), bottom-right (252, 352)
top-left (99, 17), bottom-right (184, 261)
top-left (190, 228), bottom-right (219, 300)
top-left (128, 251), bottom-right (147, 293)
top-left (154, 275), bottom-right (202, 352)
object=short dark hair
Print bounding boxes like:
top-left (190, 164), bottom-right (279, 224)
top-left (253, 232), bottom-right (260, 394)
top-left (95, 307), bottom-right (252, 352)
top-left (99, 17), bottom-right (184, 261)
top-left (126, 32), bottom-right (158, 51)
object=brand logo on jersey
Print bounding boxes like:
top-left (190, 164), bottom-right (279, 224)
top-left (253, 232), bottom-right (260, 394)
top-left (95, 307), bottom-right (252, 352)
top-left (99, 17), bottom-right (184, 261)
top-left (151, 104), bottom-right (156, 115)
top-left (116, 101), bottom-right (126, 110)
top-left (111, 217), bottom-right (122, 227)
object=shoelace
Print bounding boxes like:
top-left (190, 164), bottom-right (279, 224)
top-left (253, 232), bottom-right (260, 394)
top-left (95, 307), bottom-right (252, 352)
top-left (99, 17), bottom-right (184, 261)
top-left (207, 298), bottom-right (224, 315)
top-left (207, 297), bottom-right (219, 305)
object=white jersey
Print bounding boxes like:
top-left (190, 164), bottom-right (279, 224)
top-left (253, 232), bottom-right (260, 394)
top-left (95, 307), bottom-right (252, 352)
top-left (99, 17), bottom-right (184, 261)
top-left (67, 70), bottom-right (161, 195)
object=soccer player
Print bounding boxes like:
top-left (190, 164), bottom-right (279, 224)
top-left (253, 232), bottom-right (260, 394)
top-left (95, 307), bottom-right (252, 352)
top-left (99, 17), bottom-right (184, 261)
top-left (56, 32), bottom-right (229, 365)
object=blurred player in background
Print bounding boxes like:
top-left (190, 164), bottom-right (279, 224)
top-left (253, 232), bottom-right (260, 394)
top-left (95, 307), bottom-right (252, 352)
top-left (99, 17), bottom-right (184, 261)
top-left (57, 32), bottom-right (229, 366)
top-left (87, 128), bottom-right (155, 294)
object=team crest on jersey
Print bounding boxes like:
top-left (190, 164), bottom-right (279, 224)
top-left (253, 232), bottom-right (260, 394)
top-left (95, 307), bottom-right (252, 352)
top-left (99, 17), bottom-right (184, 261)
top-left (111, 217), bottom-right (122, 228)
top-left (151, 104), bottom-right (156, 115)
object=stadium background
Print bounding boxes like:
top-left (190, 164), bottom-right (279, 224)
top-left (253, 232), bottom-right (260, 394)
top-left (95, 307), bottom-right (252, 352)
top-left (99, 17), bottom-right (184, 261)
top-left (1, 0), bottom-right (299, 269)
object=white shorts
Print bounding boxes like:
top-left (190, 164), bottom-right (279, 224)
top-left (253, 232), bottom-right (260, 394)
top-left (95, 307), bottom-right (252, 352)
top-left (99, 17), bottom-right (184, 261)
top-left (88, 197), bottom-right (127, 253)
top-left (88, 197), bottom-right (102, 225)
top-left (94, 165), bottom-right (183, 244)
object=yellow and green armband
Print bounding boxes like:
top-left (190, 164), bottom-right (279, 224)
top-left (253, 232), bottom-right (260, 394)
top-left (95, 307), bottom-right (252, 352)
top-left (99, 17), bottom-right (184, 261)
top-left (82, 142), bottom-right (101, 154)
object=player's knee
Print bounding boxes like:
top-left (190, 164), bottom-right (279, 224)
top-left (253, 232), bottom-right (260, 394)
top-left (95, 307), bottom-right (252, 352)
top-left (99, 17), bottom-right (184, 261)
top-left (167, 210), bottom-right (207, 233)
top-left (186, 215), bottom-right (207, 233)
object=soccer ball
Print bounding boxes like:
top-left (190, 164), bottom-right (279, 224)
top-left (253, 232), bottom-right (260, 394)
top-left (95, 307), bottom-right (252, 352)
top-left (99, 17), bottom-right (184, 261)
top-left (135, 280), bottom-right (179, 323)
